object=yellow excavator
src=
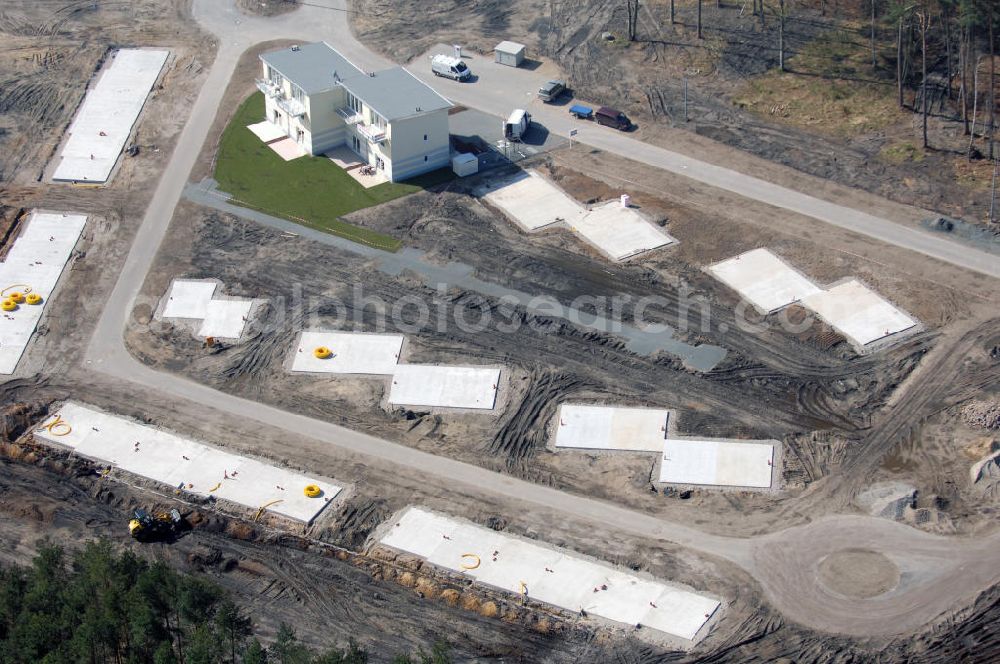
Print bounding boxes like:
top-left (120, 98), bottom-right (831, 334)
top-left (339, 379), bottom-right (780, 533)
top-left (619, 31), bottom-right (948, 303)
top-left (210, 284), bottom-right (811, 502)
top-left (128, 508), bottom-right (183, 542)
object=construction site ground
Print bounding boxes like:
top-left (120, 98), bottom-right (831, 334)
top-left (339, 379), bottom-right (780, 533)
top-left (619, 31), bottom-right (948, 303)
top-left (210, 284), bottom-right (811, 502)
top-left (2, 0), bottom-right (1000, 661)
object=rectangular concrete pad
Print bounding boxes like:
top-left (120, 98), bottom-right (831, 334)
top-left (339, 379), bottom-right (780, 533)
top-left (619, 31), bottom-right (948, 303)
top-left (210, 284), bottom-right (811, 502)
top-left (247, 121), bottom-right (286, 143)
top-left (0, 212), bottom-right (86, 374)
top-left (482, 170), bottom-right (587, 231)
top-left (708, 248), bottom-right (822, 314)
top-left (35, 403), bottom-right (341, 523)
top-left (571, 202), bottom-right (676, 261)
top-left (800, 279), bottom-right (917, 347)
top-left (52, 49), bottom-right (169, 183)
top-left (554, 404), bottom-right (669, 452)
top-left (380, 508), bottom-right (719, 642)
top-left (269, 137), bottom-right (307, 161)
top-left (291, 331), bottom-right (403, 374)
top-left (161, 280), bottom-right (217, 319)
top-left (660, 438), bottom-right (775, 488)
top-left (197, 299), bottom-right (253, 339)
top-left (389, 365), bottom-right (500, 410)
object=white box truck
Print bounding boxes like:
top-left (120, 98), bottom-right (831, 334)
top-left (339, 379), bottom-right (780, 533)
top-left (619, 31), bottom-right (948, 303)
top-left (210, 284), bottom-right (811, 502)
top-left (431, 54), bottom-right (471, 81)
top-left (503, 109), bottom-right (531, 142)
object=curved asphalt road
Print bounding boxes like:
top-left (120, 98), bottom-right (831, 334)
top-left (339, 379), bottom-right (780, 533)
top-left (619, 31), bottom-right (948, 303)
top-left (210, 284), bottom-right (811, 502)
top-left (81, 0), bottom-right (1000, 638)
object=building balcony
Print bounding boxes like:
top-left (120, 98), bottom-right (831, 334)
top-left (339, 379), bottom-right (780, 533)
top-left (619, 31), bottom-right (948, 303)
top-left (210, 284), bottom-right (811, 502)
top-left (255, 78), bottom-right (281, 98)
top-left (276, 96), bottom-right (306, 118)
top-left (356, 123), bottom-right (386, 144)
top-left (336, 107), bottom-right (363, 124)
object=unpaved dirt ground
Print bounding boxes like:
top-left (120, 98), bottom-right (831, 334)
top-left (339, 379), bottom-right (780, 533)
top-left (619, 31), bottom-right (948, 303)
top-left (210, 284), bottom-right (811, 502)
top-left (351, 0), bottom-right (1000, 229)
top-left (4, 434), bottom-right (1000, 662)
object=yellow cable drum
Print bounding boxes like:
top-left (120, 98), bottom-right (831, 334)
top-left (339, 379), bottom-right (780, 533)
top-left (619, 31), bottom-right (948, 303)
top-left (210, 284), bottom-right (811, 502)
top-left (303, 484), bottom-right (322, 498)
top-left (7, 292), bottom-right (24, 303)
top-left (313, 346), bottom-right (332, 359)
top-left (1, 299), bottom-right (17, 311)
top-left (25, 293), bottom-right (42, 305)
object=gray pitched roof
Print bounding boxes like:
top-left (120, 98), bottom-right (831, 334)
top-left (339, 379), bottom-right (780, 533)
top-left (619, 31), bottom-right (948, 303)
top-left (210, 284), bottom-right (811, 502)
top-left (259, 42), bottom-right (362, 95)
top-left (339, 67), bottom-right (452, 122)
top-left (260, 42), bottom-right (451, 121)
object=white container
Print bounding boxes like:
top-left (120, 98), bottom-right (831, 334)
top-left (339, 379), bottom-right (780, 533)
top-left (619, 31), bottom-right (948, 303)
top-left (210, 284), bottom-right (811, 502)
top-left (620, 193), bottom-right (631, 208)
top-left (451, 153), bottom-right (478, 177)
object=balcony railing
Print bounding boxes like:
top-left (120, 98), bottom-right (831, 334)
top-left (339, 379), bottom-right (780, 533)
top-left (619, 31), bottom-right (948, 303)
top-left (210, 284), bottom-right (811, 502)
top-left (255, 78), bottom-right (281, 98)
top-left (276, 96), bottom-right (306, 118)
top-left (336, 107), bottom-right (363, 124)
top-left (356, 123), bottom-right (386, 144)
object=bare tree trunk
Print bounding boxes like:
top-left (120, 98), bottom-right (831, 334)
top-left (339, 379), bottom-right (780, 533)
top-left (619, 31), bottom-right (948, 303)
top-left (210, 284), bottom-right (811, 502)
top-left (920, 7), bottom-right (929, 149)
top-left (698, 0), bottom-right (703, 39)
top-left (970, 55), bottom-right (981, 159)
top-left (991, 155), bottom-right (998, 223)
top-left (960, 23), bottom-right (968, 133)
top-left (942, 3), bottom-right (952, 99)
top-left (779, 0), bottom-right (785, 72)
top-left (871, 0), bottom-right (877, 70)
top-left (990, 2), bottom-right (995, 159)
top-left (897, 16), bottom-right (905, 109)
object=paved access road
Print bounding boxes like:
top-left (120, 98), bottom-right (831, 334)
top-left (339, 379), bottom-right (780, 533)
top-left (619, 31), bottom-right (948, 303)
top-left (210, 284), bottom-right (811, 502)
top-left (81, 0), bottom-right (1000, 639)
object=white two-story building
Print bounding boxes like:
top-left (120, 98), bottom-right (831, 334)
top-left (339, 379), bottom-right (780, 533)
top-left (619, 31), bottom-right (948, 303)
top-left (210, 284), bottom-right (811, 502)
top-left (257, 42), bottom-right (452, 182)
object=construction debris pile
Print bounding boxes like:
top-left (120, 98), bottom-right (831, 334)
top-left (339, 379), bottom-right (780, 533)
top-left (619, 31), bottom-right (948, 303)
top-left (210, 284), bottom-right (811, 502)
top-left (961, 400), bottom-right (1000, 430)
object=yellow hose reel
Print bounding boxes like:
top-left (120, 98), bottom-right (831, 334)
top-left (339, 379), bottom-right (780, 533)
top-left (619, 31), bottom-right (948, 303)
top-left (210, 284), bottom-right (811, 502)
top-left (8, 292), bottom-right (24, 303)
top-left (1, 299), bottom-right (16, 311)
top-left (303, 484), bottom-right (322, 498)
top-left (25, 293), bottom-right (42, 305)
top-left (313, 346), bottom-right (332, 359)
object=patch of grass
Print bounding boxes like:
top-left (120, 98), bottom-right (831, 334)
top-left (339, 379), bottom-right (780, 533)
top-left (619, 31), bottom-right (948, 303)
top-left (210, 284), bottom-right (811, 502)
top-left (734, 27), bottom-right (901, 137)
top-left (879, 141), bottom-right (925, 165)
top-left (214, 93), bottom-right (452, 252)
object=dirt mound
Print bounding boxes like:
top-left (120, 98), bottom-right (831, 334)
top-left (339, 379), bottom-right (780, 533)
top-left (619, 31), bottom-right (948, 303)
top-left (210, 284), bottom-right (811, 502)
top-left (236, 0), bottom-right (298, 16)
top-left (962, 400), bottom-right (1000, 430)
top-left (818, 549), bottom-right (900, 599)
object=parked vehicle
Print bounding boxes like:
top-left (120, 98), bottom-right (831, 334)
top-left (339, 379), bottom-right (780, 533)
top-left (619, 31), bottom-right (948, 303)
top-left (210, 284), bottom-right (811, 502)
top-left (568, 104), bottom-right (593, 120)
top-left (503, 108), bottom-right (532, 141)
top-left (431, 54), bottom-right (471, 81)
top-left (537, 80), bottom-right (566, 102)
top-left (595, 106), bottom-right (631, 131)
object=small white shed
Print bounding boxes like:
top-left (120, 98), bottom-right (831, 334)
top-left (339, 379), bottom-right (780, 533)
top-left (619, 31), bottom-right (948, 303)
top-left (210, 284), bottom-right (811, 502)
top-left (494, 41), bottom-right (526, 67)
top-left (451, 153), bottom-right (479, 177)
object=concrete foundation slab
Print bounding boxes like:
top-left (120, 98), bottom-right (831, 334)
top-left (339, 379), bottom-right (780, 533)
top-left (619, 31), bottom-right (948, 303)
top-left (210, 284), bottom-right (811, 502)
top-left (269, 137), bottom-right (307, 161)
top-left (708, 248), bottom-right (822, 314)
top-left (659, 438), bottom-right (775, 488)
top-left (554, 404), bottom-right (669, 452)
top-left (379, 507), bottom-right (719, 643)
top-left (0, 212), bottom-right (86, 374)
top-left (247, 121), bottom-right (286, 143)
top-left (481, 170), bottom-right (586, 231)
top-left (52, 49), bottom-right (169, 183)
top-left (800, 279), bottom-right (917, 347)
top-left (291, 331), bottom-right (403, 374)
top-left (161, 280), bottom-right (217, 319)
top-left (197, 299), bottom-right (253, 340)
top-left (389, 365), bottom-right (501, 410)
top-left (570, 202), bottom-right (676, 261)
top-left (35, 402), bottom-right (341, 524)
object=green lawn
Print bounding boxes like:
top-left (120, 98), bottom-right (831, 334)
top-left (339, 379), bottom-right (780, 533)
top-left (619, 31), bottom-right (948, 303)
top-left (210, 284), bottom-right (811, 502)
top-left (214, 93), bottom-right (452, 251)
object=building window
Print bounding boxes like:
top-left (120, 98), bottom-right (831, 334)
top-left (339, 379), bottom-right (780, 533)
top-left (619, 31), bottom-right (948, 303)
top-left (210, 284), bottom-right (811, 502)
top-left (372, 113), bottom-right (386, 131)
top-left (291, 84), bottom-right (304, 102)
top-left (267, 66), bottom-right (281, 86)
top-left (347, 92), bottom-right (362, 114)
top-left (423, 134), bottom-right (428, 141)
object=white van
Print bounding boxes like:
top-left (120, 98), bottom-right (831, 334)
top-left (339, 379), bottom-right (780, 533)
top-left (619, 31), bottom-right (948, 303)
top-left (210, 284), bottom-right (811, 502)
top-left (431, 54), bottom-right (471, 81)
top-left (503, 109), bottom-right (531, 141)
